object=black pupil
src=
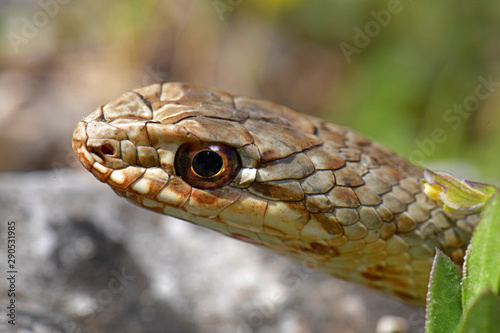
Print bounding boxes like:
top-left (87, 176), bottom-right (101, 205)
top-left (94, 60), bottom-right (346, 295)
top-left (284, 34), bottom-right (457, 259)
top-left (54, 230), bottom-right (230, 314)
top-left (192, 151), bottom-right (223, 178)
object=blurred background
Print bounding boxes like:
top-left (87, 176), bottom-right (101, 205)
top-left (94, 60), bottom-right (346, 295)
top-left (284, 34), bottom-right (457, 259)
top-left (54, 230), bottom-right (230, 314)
top-left (1, 0), bottom-right (500, 332)
top-left (1, 0), bottom-right (500, 176)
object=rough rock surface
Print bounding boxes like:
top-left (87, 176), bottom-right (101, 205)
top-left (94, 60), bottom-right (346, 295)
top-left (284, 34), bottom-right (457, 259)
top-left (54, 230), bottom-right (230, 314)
top-left (0, 169), bottom-right (425, 333)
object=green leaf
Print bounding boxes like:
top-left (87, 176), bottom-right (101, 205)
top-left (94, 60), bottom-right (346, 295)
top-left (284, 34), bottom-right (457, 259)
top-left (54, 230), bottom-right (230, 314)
top-left (462, 195), bottom-right (500, 309)
top-left (456, 290), bottom-right (500, 333)
top-left (425, 250), bottom-right (463, 333)
top-left (421, 169), bottom-right (497, 214)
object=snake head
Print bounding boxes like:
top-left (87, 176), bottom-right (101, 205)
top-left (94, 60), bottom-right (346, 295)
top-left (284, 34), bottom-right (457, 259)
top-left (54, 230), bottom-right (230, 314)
top-left (72, 82), bottom-right (329, 234)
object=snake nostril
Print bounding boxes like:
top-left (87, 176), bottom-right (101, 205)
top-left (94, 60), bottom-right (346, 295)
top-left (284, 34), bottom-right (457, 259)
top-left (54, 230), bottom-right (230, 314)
top-left (99, 143), bottom-right (115, 155)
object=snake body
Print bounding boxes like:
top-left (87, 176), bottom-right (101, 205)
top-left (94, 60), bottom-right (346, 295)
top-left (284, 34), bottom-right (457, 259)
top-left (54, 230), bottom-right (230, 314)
top-left (72, 82), bottom-right (479, 306)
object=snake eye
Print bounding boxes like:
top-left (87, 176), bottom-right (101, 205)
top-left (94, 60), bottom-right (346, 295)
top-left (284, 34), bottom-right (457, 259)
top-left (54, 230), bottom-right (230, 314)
top-left (175, 143), bottom-right (241, 189)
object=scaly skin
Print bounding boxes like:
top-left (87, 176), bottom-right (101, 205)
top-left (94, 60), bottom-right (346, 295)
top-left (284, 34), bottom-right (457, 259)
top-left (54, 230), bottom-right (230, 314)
top-left (72, 82), bottom-right (479, 306)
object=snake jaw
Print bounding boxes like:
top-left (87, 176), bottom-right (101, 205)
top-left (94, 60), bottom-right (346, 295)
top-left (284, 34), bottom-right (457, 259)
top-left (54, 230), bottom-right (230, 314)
top-left (72, 82), bottom-right (482, 306)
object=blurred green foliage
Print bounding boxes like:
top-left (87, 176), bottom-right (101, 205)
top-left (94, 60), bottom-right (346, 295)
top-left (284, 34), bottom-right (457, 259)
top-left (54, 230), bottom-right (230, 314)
top-left (275, 0), bottom-right (500, 176)
top-left (1, 0), bottom-right (499, 176)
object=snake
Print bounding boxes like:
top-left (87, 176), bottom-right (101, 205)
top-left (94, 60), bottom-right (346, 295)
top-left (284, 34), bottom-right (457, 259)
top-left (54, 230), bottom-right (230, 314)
top-left (72, 82), bottom-right (480, 306)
